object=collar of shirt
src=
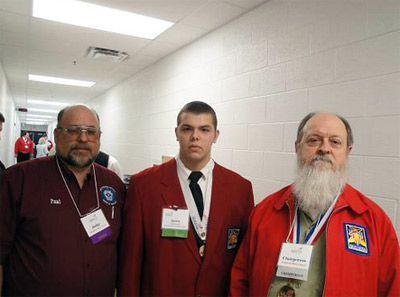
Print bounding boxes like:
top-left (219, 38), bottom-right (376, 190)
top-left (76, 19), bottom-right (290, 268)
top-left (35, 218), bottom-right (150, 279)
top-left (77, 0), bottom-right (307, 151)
top-left (176, 156), bottom-right (214, 201)
top-left (56, 157), bottom-right (93, 187)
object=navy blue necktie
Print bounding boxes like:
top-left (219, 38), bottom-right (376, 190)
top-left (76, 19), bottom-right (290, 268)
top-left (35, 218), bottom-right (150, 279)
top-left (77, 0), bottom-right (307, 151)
top-left (189, 171), bottom-right (204, 218)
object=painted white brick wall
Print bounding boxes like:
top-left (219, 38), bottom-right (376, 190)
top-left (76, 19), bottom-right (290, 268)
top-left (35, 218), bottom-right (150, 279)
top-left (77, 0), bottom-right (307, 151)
top-left (0, 62), bottom-right (19, 167)
top-left (88, 0), bottom-right (400, 236)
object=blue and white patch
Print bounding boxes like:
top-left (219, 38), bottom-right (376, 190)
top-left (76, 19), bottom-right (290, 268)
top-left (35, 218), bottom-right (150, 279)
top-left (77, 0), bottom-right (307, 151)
top-left (227, 228), bottom-right (240, 250)
top-left (344, 222), bottom-right (370, 256)
top-left (100, 186), bottom-right (117, 205)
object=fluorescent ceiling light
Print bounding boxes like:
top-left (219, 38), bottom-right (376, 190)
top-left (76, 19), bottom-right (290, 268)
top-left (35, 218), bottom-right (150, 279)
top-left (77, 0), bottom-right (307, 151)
top-left (29, 108), bottom-right (60, 114)
top-left (26, 114), bottom-right (54, 119)
top-left (28, 99), bottom-right (69, 107)
top-left (29, 74), bottom-right (95, 87)
top-left (26, 118), bottom-right (50, 122)
top-left (26, 121), bottom-right (49, 125)
top-left (32, 0), bottom-right (174, 40)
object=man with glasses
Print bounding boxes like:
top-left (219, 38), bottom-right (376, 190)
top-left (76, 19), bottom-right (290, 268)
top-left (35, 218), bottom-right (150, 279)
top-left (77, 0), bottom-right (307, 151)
top-left (0, 104), bottom-right (125, 296)
top-left (230, 112), bottom-right (399, 297)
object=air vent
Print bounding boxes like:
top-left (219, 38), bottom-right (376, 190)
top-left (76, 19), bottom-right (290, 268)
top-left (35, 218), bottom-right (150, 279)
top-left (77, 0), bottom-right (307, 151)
top-left (86, 46), bottom-right (129, 63)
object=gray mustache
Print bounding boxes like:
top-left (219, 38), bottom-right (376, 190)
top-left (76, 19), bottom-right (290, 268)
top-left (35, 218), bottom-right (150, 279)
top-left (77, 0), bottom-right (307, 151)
top-left (311, 155), bottom-right (333, 164)
top-left (71, 145), bottom-right (91, 150)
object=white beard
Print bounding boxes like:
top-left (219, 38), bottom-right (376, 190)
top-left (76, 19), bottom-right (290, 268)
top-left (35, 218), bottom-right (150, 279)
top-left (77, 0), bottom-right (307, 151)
top-left (293, 155), bottom-right (348, 218)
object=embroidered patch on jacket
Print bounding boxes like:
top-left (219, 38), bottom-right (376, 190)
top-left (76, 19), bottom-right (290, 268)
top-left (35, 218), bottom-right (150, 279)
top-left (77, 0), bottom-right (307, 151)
top-left (344, 222), bottom-right (370, 256)
top-left (227, 228), bottom-right (240, 250)
top-left (100, 186), bottom-right (117, 205)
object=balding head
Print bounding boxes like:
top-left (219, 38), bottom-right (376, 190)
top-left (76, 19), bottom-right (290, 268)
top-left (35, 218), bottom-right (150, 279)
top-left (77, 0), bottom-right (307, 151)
top-left (57, 104), bottom-right (100, 128)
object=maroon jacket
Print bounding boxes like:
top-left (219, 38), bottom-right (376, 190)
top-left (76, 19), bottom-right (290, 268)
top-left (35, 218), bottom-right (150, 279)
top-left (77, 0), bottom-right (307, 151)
top-left (118, 159), bottom-right (254, 296)
top-left (1, 157), bottom-right (125, 296)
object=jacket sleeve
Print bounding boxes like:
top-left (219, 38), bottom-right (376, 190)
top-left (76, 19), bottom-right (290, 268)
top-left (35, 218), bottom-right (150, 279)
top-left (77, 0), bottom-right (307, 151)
top-left (377, 211), bottom-right (400, 297)
top-left (30, 141), bottom-right (34, 154)
top-left (118, 175), bottom-right (144, 297)
top-left (239, 181), bottom-right (254, 244)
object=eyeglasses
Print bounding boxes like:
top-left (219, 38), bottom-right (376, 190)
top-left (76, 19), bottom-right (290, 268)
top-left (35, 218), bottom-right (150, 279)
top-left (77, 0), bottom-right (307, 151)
top-left (56, 126), bottom-right (101, 140)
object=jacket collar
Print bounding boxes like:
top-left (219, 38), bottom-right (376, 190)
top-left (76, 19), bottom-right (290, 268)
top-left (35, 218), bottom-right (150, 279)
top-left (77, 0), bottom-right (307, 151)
top-left (159, 159), bottom-right (229, 267)
top-left (159, 159), bottom-right (202, 264)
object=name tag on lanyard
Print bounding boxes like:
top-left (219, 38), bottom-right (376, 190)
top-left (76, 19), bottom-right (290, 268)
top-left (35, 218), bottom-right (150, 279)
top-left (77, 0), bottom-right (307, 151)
top-left (81, 209), bottom-right (113, 244)
top-left (161, 207), bottom-right (189, 238)
top-left (276, 242), bottom-right (313, 281)
top-left (275, 193), bottom-right (339, 282)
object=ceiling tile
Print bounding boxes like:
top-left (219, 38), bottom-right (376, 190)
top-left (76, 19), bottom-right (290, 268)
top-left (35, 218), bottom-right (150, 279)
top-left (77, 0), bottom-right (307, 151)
top-left (180, 0), bottom-right (246, 31)
top-left (139, 41), bottom-right (180, 58)
top-left (220, 0), bottom-right (267, 9)
top-left (0, 0), bottom-right (32, 15)
top-left (156, 23), bottom-right (207, 46)
top-left (0, 10), bottom-right (30, 33)
top-left (0, 30), bottom-right (28, 48)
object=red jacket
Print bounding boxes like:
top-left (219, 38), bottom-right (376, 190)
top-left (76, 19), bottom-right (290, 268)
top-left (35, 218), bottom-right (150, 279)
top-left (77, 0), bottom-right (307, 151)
top-left (230, 184), bottom-right (399, 297)
top-left (118, 159), bottom-right (254, 296)
top-left (14, 136), bottom-right (34, 155)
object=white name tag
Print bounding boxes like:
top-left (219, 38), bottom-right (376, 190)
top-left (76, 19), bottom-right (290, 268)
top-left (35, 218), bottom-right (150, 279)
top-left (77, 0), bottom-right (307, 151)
top-left (80, 209), bottom-right (112, 244)
top-left (276, 243), bottom-right (313, 281)
top-left (161, 208), bottom-right (189, 238)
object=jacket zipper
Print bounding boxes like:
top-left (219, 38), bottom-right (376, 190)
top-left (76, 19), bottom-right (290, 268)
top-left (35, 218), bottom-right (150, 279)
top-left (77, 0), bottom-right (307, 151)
top-left (321, 205), bottom-right (346, 296)
top-left (265, 201), bottom-right (293, 297)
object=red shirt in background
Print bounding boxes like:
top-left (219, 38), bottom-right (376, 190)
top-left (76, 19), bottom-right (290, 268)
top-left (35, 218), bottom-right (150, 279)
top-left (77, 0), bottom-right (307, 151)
top-left (14, 136), bottom-right (34, 155)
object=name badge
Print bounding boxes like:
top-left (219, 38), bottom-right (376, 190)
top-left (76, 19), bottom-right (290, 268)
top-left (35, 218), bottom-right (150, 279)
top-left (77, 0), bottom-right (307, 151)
top-left (276, 243), bottom-right (313, 281)
top-left (80, 209), bottom-right (112, 244)
top-left (161, 207), bottom-right (189, 238)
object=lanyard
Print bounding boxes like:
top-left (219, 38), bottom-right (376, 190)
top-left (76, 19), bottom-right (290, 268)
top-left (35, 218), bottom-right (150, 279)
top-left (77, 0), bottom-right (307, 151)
top-left (182, 168), bottom-right (213, 242)
top-left (288, 193), bottom-right (339, 245)
top-left (56, 157), bottom-right (100, 218)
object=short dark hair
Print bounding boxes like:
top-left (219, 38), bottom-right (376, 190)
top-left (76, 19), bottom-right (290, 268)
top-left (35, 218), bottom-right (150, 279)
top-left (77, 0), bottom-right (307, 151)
top-left (296, 112), bottom-right (354, 147)
top-left (57, 105), bottom-right (100, 127)
top-left (0, 112), bottom-right (4, 123)
top-left (177, 101), bottom-right (218, 129)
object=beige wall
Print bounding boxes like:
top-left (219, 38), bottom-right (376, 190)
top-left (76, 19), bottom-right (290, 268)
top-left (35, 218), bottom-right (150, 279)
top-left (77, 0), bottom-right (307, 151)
top-left (0, 61), bottom-right (19, 167)
top-left (85, 0), bottom-right (400, 238)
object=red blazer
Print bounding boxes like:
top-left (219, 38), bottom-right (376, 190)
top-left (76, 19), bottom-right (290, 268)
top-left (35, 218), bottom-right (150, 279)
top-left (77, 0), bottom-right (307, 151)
top-left (14, 137), bottom-right (34, 155)
top-left (118, 159), bottom-right (254, 297)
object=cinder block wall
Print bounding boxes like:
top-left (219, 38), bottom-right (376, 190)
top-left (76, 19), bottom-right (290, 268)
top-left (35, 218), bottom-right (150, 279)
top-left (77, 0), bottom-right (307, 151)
top-left (88, 0), bottom-right (400, 236)
top-left (0, 62), bottom-right (19, 167)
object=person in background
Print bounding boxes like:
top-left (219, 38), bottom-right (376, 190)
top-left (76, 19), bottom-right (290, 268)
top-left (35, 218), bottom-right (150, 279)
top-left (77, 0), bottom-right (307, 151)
top-left (39, 133), bottom-right (54, 152)
top-left (95, 151), bottom-right (124, 180)
top-left (14, 131), bottom-right (34, 163)
top-left (0, 112), bottom-right (5, 172)
top-left (118, 101), bottom-right (254, 297)
top-left (35, 137), bottom-right (49, 158)
top-left (1, 104), bottom-right (125, 296)
top-left (230, 112), bottom-right (399, 297)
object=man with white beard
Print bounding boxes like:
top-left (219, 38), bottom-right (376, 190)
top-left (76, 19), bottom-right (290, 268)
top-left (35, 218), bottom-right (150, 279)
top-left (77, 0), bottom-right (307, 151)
top-left (230, 112), bottom-right (399, 297)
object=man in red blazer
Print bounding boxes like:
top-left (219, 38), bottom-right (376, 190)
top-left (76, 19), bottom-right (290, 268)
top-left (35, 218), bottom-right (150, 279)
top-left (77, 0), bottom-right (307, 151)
top-left (14, 131), bottom-right (34, 163)
top-left (118, 101), bottom-right (254, 297)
